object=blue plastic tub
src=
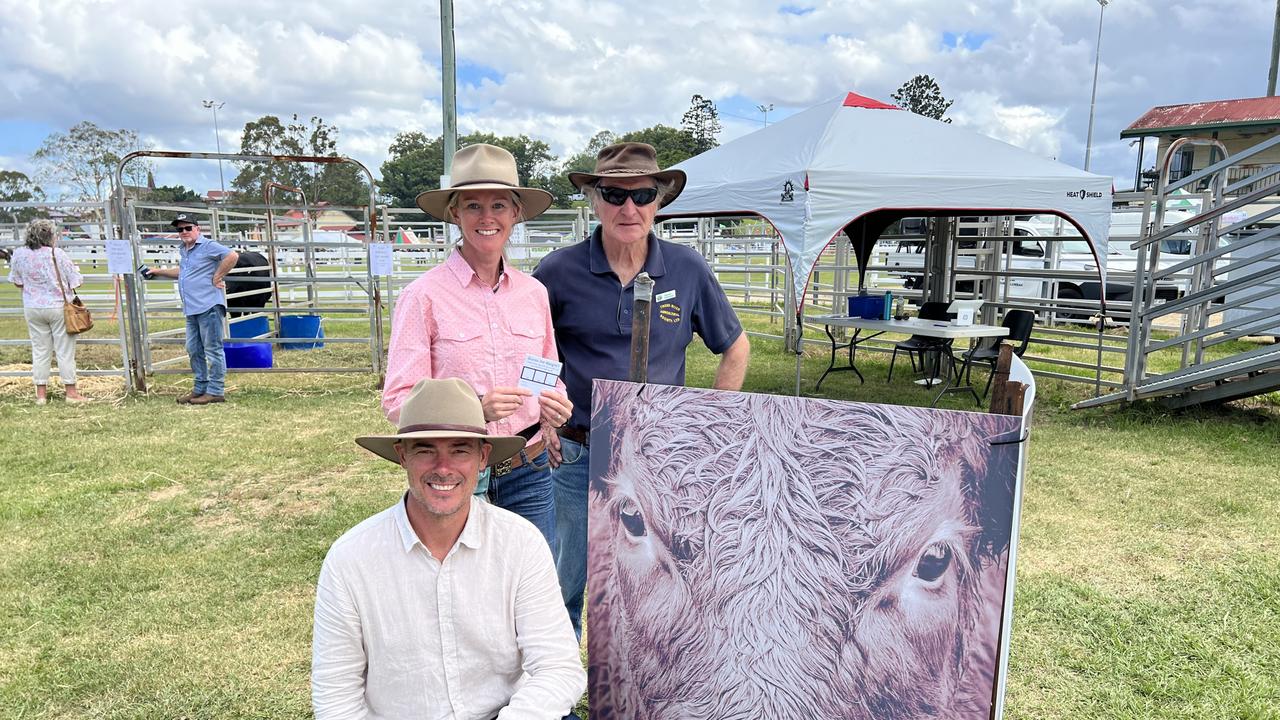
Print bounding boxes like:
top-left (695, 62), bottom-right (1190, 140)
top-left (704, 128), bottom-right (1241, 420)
top-left (280, 314), bottom-right (324, 349)
top-left (223, 341), bottom-right (273, 369)
top-left (228, 315), bottom-right (269, 339)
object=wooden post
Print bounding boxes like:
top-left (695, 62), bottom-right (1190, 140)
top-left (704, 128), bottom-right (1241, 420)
top-left (629, 272), bottom-right (654, 383)
top-left (988, 345), bottom-right (1028, 416)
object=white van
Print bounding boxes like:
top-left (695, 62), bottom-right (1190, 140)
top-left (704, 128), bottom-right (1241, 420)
top-left (1011, 210), bottom-right (1199, 305)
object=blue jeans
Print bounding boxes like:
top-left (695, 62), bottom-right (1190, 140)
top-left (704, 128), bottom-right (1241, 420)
top-left (551, 438), bottom-right (589, 639)
top-left (185, 306), bottom-right (226, 396)
top-left (488, 449), bottom-right (557, 551)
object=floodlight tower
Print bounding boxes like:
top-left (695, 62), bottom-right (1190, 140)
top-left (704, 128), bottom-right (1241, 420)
top-left (757, 103), bottom-right (774, 127)
top-left (202, 100), bottom-right (227, 197)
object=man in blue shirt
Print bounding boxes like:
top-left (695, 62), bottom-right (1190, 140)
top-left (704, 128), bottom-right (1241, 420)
top-left (532, 143), bottom-right (750, 638)
top-left (143, 213), bottom-right (239, 404)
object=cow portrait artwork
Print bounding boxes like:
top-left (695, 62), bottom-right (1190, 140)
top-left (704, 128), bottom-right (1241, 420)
top-left (587, 380), bottom-right (1025, 720)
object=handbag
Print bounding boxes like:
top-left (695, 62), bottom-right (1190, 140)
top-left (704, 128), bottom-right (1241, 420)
top-left (50, 244), bottom-right (93, 335)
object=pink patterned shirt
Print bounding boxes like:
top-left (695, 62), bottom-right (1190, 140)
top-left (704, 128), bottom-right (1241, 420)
top-left (383, 250), bottom-right (562, 446)
top-left (9, 246), bottom-right (83, 309)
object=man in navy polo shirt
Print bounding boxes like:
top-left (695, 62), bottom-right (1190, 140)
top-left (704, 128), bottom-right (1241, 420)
top-left (533, 142), bottom-right (750, 637)
top-left (143, 213), bottom-right (239, 405)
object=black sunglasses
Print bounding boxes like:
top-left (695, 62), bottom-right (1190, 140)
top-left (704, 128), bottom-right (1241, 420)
top-left (176, 225), bottom-right (196, 232)
top-left (597, 186), bottom-right (659, 207)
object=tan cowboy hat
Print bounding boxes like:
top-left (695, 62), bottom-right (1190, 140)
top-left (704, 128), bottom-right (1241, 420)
top-left (415, 144), bottom-right (553, 224)
top-left (356, 377), bottom-right (525, 467)
top-left (567, 142), bottom-right (687, 207)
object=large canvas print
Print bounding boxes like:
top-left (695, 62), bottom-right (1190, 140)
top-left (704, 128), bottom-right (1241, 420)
top-left (587, 380), bottom-right (1025, 720)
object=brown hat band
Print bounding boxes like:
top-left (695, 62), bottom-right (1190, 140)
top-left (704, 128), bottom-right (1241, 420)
top-left (594, 169), bottom-right (657, 176)
top-left (398, 422), bottom-right (488, 436)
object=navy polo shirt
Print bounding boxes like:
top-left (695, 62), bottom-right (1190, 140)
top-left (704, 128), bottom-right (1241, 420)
top-left (533, 228), bottom-right (743, 429)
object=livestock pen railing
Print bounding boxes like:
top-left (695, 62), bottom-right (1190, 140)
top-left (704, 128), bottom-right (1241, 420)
top-left (1077, 139), bottom-right (1280, 408)
top-left (9, 196), bottom-right (1210, 399)
top-left (657, 214), bottom-right (1145, 392)
top-left (104, 150), bottom-right (395, 390)
top-left (122, 199), bottom-right (387, 389)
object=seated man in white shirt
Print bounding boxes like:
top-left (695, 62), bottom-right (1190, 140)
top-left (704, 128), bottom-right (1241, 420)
top-left (312, 377), bottom-right (586, 720)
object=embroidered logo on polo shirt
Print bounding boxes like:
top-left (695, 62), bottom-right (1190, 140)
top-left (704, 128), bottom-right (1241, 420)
top-left (658, 301), bottom-right (681, 324)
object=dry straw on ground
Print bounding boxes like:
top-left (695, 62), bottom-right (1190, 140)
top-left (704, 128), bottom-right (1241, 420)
top-left (0, 363), bottom-right (129, 402)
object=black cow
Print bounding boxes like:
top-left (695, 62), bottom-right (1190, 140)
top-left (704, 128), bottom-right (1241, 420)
top-left (225, 250), bottom-right (273, 318)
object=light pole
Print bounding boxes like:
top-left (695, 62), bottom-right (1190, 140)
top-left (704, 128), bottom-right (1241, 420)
top-left (1269, 0), bottom-right (1280, 95)
top-left (202, 100), bottom-right (227, 197)
top-left (440, 0), bottom-right (458, 184)
top-left (756, 103), bottom-right (774, 127)
top-left (1083, 0), bottom-right (1108, 172)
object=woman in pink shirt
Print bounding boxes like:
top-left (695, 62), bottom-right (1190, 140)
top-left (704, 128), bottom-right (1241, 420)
top-left (8, 219), bottom-right (90, 404)
top-left (382, 144), bottom-right (572, 548)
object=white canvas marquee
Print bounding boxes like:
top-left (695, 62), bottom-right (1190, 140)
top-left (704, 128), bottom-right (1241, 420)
top-left (662, 92), bottom-right (1114, 308)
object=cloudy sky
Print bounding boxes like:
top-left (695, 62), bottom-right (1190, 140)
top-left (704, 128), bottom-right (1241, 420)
top-left (0, 0), bottom-right (1273, 201)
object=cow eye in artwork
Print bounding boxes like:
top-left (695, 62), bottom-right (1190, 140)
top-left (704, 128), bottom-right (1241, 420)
top-left (914, 543), bottom-right (953, 583)
top-left (619, 497), bottom-right (647, 537)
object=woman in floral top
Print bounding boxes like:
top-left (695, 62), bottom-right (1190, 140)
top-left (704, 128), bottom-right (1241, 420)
top-left (8, 219), bottom-right (90, 404)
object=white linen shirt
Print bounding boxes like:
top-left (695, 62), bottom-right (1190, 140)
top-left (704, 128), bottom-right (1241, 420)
top-left (312, 495), bottom-right (584, 720)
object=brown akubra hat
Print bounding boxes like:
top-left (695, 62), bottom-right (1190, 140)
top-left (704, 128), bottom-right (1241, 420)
top-left (568, 142), bottom-right (687, 207)
top-left (356, 377), bottom-right (524, 467)
top-left (415, 143), bottom-right (554, 224)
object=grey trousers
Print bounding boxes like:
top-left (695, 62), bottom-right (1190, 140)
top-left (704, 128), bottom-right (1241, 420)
top-left (24, 306), bottom-right (77, 386)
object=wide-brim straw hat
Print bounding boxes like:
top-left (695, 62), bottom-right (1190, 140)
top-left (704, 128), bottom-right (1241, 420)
top-left (415, 144), bottom-right (553, 224)
top-left (567, 142), bottom-right (687, 208)
top-left (356, 377), bottom-right (525, 467)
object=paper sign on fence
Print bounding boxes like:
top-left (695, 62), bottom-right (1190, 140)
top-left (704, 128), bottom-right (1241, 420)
top-left (369, 243), bottom-right (393, 277)
top-left (518, 354), bottom-right (563, 396)
top-left (105, 240), bottom-right (133, 275)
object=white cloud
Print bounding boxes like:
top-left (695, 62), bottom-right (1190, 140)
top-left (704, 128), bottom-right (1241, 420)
top-left (950, 92), bottom-right (1067, 160)
top-left (0, 0), bottom-right (1273, 197)
top-left (0, 154), bottom-right (36, 175)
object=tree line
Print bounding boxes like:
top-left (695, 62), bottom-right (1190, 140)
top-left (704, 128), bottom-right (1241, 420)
top-left (0, 94), bottom-right (724, 216)
top-left (376, 92), bottom-right (722, 211)
top-left (2, 78), bottom-right (954, 216)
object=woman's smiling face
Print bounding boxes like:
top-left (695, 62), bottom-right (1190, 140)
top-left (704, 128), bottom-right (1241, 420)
top-left (451, 189), bottom-right (520, 254)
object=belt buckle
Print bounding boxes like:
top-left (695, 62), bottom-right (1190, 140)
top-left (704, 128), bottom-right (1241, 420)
top-left (493, 458), bottom-right (513, 477)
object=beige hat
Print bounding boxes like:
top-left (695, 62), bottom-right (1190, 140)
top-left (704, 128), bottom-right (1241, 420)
top-left (356, 378), bottom-right (525, 467)
top-left (567, 142), bottom-right (687, 207)
top-left (415, 144), bottom-right (554, 224)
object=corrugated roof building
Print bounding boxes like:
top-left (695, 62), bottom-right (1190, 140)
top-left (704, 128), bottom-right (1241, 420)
top-left (1122, 96), bottom-right (1280, 193)
top-left (1123, 97), bottom-right (1280, 138)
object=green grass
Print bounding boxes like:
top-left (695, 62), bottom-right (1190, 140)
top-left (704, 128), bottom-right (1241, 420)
top-left (0, 314), bottom-right (1278, 718)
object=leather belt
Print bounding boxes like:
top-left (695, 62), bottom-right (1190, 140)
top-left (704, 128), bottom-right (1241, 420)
top-left (558, 424), bottom-right (590, 447)
top-left (492, 438), bottom-right (546, 477)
